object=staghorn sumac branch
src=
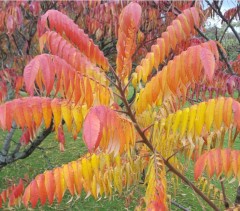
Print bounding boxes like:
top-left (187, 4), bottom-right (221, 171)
top-left (112, 64), bottom-right (220, 211)
top-left (0, 122), bottom-right (53, 169)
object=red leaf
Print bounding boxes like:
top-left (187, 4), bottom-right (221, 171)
top-left (232, 101), bottom-right (240, 131)
top-left (57, 127), bottom-right (65, 152)
top-left (200, 48), bottom-right (215, 82)
top-left (83, 110), bottom-right (102, 152)
top-left (13, 179), bottom-right (24, 198)
top-left (23, 58), bottom-right (40, 95)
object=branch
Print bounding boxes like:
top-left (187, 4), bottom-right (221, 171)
top-left (114, 67), bottom-right (220, 211)
top-left (1, 122), bottom-right (17, 156)
top-left (123, 77), bottom-right (133, 93)
top-left (0, 123), bottom-right (53, 169)
top-left (219, 7), bottom-right (239, 43)
top-left (235, 186), bottom-right (240, 205)
top-left (166, 144), bottom-right (190, 162)
top-left (142, 124), bottom-right (154, 134)
top-left (220, 177), bottom-right (229, 209)
top-left (206, 0), bottom-right (240, 44)
top-left (171, 200), bottom-right (191, 211)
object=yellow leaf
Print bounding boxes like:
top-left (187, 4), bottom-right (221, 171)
top-left (180, 108), bottom-right (189, 138)
top-left (51, 99), bottom-right (62, 130)
top-left (91, 175), bottom-right (97, 199)
top-left (187, 105), bottom-right (197, 138)
top-left (214, 97), bottom-right (224, 129)
top-left (195, 102), bottom-right (206, 136)
top-left (171, 110), bottom-right (182, 135)
top-left (205, 99), bottom-right (215, 131)
top-left (71, 105), bottom-right (83, 134)
top-left (91, 154), bottom-right (99, 179)
top-left (61, 102), bottom-right (72, 132)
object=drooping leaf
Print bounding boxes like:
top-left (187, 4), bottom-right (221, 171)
top-left (24, 54), bottom-right (112, 106)
top-left (135, 44), bottom-right (217, 114)
top-left (39, 31), bottom-right (109, 85)
top-left (83, 111), bottom-right (101, 152)
top-left (194, 149), bottom-right (240, 180)
top-left (200, 47), bottom-right (215, 82)
top-left (17, 153), bottom-right (144, 208)
top-left (0, 179), bottom-right (24, 208)
top-left (0, 97), bottom-right (88, 144)
top-left (83, 106), bottom-right (135, 154)
top-left (38, 10), bottom-right (109, 70)
top-left (152, 97), bottom-right (240, 159)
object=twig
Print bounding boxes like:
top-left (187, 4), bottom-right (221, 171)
top-left (206, 0), bottom-right (240, 44)
top-left (220, 177), bottom-right (229, 209)
top-left (113, 91), bottom-right (124, 101)
top-left (112, 109), bottom-right (128, 115)
top-left (142, 124), bottom-right (154, 134)
top-left (235, 185), bottom-right (240, 205)
top-left (166, 144), bottom-right (190, 162)
top-left (219, 7), bottom-right (239, 43)
top-left (171, 200), bottom-right (191, 211)
top-left (37, 146), bottom-right (54, 169)
top-left (123, 76), bottom-right (133, 93)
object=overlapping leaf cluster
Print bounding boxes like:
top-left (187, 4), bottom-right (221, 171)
top-left (0, 1), bottom-right (239, 210)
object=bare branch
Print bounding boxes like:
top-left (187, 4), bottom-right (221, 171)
top-left (0, 122), bottom-right (53, 169)
top-left (206, 0), bottom-right (240, 44)
top-left (219, 7), bottom-right (239, 43)
top-left (1, 122), bottom-right (17, 156)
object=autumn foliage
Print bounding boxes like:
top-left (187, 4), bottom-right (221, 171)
top-left (0, 1), bottom-right (240, 210)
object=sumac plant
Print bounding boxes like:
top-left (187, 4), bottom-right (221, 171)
top-left (0, 1), bottom-right (240, 210)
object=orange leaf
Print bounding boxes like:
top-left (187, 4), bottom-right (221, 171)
top-left (30, 180), bottom-right (39, 208)
top-left (194, 152), bottom-right (208, 180)
top-left (35, 174), bottom-right (47, 206)
top-left (44, 171), bottom-right (55, 205)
